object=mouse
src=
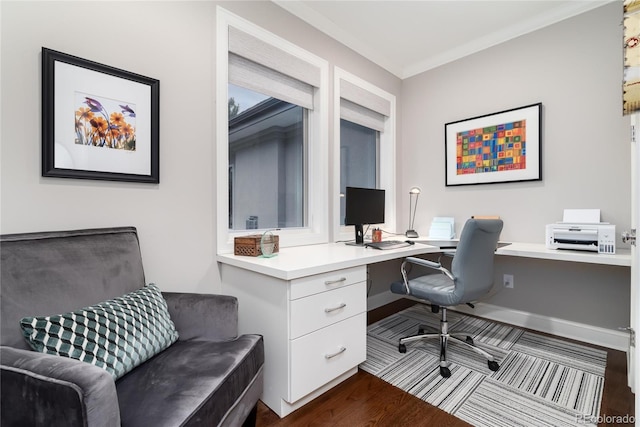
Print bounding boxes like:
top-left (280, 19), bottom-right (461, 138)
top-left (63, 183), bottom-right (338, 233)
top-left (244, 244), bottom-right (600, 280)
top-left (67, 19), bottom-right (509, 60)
top-left (405, 240), bottom-right (415, 245)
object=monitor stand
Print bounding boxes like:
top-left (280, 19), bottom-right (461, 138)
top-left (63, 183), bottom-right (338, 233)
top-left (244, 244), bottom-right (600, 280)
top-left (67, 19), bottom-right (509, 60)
top-left (345, 224), bottom-right (365, 246)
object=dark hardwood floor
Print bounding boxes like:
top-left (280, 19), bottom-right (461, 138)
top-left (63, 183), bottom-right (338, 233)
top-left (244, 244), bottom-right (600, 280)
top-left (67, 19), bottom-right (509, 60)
top-left (256, 299), bottom-right (635, 427)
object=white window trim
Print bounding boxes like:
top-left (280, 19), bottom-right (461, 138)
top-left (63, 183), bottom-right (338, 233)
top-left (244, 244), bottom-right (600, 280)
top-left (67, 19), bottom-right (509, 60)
top-left (216, 7), bottom-right (329, 254)
top-left (333, 67), bottom-right (397, 243)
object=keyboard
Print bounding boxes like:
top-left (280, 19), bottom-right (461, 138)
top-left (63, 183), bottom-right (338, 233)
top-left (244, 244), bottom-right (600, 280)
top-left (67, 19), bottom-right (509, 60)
top-left (365, 240), bottom-right (412, 250)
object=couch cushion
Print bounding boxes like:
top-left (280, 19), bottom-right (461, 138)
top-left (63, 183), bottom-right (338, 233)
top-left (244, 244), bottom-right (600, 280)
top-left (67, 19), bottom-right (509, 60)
top-left (116, 335), bottom-right (264, 427)
top-left (1, 227), bottom-right (146, 349)
top-left (20, 284), bottom-right (179, 380)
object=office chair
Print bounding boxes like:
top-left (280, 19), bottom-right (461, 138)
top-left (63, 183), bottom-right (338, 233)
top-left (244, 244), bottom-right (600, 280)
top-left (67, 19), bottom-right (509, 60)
top-left (390, 218), bottom-right (503, 378)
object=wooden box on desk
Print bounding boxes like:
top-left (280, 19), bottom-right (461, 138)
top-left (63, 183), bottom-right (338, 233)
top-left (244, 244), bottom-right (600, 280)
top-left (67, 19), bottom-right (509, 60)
top-left (234, 234), bottom-right (279, 257)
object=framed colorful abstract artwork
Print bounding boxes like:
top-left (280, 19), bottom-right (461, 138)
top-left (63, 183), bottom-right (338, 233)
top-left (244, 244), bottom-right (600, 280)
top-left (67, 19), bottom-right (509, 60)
top-left (444, 103), bottom-right (541, 186)
top-left (42, 48), bottom-right (159, 183)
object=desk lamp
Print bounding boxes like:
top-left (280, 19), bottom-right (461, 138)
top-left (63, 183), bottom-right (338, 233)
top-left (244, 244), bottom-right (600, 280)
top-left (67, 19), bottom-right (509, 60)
top-left (405, 187), bottom-right (421, 238)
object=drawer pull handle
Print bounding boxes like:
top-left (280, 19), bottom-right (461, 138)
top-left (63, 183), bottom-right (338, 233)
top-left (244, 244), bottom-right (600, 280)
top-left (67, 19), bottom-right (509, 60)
top-left (325, 277), bottom-right (347, 286)
top-left (325, 346), bottom-right (346, 359)
top-left (324, 303), bottom-right (347, 313)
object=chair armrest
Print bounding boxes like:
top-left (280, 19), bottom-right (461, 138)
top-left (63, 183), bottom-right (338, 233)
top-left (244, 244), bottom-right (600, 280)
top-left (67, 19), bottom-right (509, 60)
top-left (163, 292), bottom-right (239, 341)
top-left (400, 257), bottom-right (455, 295)
top-left (404, 256), bottom-right (442, 270)
top-left (404, 257), bottom-right (455, 280)
top-left (0, 346), bottom-right (120, 427)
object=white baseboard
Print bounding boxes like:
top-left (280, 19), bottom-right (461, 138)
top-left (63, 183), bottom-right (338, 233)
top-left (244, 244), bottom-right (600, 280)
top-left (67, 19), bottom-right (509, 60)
top-left (368, 292), bottom-right (630, 352)
top-left (455, 302), bottom-right (630, 351)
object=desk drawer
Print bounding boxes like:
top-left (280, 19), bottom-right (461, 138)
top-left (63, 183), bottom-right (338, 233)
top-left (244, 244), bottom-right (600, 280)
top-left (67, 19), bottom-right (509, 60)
top-left (290, 266), bottom-right (366, 300)
top-left (289, 313), bottom-right (366, 402)
top-left (290, 281), bottom-right (366, 339)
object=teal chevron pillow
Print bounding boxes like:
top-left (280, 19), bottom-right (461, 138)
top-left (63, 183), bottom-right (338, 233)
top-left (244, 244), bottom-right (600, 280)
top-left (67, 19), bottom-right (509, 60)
top-left (20, 283), bottom-right (179, 379)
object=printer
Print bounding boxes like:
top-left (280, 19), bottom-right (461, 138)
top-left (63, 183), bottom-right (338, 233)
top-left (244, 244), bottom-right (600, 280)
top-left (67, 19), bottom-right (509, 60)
top-left (545, 209), bottom-right (616, 254)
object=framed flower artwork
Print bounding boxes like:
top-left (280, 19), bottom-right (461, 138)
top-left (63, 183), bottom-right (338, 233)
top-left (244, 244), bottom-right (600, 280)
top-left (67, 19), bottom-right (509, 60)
top-left (42, 48), bottom-right (159, 183)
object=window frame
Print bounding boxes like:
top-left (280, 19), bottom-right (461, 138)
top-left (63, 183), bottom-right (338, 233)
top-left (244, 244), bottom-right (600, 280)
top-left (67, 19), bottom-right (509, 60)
top-left (216, 7), bottom-right (329, 254)
top-left (333, 67), bottom-right (396, 243)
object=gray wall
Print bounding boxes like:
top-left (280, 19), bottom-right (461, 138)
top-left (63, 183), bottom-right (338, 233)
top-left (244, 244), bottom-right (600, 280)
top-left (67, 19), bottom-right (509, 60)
top-left (0, 1), bottom-right (401, 292)
top-left (1, 1), bottom-right (219, 293)
top-left (383, 2), bottom-right (631, 330)
top-left (1, 1), bottom-right (630, 330)
top-left (398, 2), bottom-right (628, 243)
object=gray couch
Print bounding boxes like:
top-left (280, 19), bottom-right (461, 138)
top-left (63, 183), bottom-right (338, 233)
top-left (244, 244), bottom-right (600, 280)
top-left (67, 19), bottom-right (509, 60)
top-left (0, 226), bottom-right (264, 427)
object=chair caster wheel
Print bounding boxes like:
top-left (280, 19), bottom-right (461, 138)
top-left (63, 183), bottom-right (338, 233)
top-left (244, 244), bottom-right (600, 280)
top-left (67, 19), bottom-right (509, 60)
top-left (466, 336), bottom-right (474, 345)
top-left (398, 343), bottom-right (406, 353)
top-left (488, 361), bottom-right (500, 371)
top-left (440, 366), bottom-right (451, 378)
top-left (418, 328), bottom-right (425, 335)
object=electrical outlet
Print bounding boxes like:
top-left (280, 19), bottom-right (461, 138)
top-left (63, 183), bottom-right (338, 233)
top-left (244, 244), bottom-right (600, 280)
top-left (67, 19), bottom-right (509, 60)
top-left (503, 274), bottom-right (514, 288)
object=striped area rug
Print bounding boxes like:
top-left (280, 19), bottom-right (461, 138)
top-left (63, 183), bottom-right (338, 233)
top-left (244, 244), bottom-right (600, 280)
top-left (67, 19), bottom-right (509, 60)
top-left (359, 305), bottom-right (607, 427)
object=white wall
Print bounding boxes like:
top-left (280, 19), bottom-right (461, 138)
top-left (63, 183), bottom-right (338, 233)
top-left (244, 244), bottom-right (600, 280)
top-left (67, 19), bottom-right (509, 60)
top-left (1, 1), bottom-right (219, 293)
top-left (388, 2), bottom-right (631, 331)
top-left (1, 1), bottom-right (630, 331)
top-left (0, 1), bottom-right (401, 293)
top-left (399, 2), bottom-right (629, 242)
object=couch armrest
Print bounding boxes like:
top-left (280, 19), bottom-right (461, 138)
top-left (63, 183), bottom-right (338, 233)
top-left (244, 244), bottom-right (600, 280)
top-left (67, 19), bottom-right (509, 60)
top-left (0, 346), bottom-right (120, 427)
top-left (163, 292), bottom-right (239, 341)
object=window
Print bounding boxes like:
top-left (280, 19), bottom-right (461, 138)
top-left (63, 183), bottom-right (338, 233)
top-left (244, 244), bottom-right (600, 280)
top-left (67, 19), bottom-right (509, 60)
top-left (216, 7), bottom-right (328, 253)
top-left (228, 84), bottom-right (306, 230)
top-left (333, 67), bottom-right (396, 241)
top-left (339, 120), bottom-right (379, 225)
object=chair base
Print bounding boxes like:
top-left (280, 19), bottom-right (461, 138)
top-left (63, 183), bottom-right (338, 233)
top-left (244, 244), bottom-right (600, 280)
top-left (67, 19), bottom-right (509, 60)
top-left (397, 307), bottom-right (500, 377)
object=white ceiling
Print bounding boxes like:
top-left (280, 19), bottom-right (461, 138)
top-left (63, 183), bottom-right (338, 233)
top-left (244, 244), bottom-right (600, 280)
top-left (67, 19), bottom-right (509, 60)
top-left (273, 0), bottom-right (613, 79)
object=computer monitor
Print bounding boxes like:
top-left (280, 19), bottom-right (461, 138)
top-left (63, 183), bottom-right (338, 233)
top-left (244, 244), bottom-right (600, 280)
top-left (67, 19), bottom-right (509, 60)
top-left (344, 186), bottom-right (385, 245)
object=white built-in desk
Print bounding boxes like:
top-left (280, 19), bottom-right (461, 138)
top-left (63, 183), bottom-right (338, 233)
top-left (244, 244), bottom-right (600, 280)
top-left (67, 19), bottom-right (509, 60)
top-left (218, 241), bottom-right (438, 280)
top-left (217, 240), bottom-right (630, 418)
top-left (495, 242), bottom-right (631, 266)
top-left (217, 242), bottom-right (439, 417)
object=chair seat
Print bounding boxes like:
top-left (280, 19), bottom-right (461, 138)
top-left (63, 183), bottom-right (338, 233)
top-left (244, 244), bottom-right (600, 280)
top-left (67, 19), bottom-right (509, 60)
top-left (391, 273), bottom-right (459, 306)
top-left (116, 336), bottom-right (264, 427)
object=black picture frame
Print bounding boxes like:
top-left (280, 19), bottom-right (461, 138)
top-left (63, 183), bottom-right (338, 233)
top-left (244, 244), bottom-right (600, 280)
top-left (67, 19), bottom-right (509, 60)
top-left (444, 103), bottom-right (542, 186)
top-left (42, 48), bottom-right (159, 183)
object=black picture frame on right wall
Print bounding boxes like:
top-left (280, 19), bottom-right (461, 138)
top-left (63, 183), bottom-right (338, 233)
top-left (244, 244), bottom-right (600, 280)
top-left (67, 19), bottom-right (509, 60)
top-left (444, 102), bottom-right (542, 187)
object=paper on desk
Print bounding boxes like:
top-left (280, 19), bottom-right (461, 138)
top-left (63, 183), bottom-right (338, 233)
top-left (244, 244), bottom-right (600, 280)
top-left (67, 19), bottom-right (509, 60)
top-left (562, 209), bottom-right (600, 223)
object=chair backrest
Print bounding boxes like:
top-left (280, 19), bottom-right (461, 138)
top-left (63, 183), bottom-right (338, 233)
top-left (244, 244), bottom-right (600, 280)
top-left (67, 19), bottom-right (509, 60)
top-left (1, 227), bottom-right (146, 349)
top-left (450, 218), bottom-right (503, 303)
